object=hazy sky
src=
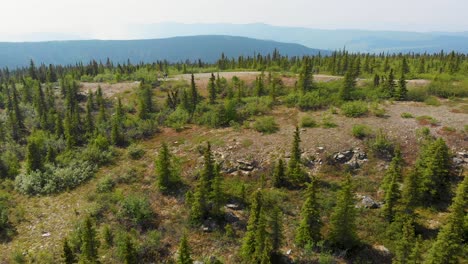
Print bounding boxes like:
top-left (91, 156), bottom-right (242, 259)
top-left (1, 0), bottom-right (467, 40)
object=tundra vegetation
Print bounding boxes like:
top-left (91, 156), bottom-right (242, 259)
top-left (0, 50), bottom-right (467, 263)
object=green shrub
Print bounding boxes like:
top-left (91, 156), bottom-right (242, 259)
top-left (97, 176), bottom-right (115, 193)
top-left (118, 195), bottom-right (154, 229)
top-left (368, 130), bottom-right (394, 160)
top-left (15, 161), bottom-right (96, 195)
top-left (297, 91), bottom-right (327, 110)
top-left (166, 107), bottom-right (190, 130)
top-left (253, 116), bottom-right (279, 134)
top-left (407, 86), bottom-right (429, 102)
top-left (300, 115), bottom-right (317, 128)
top-left (322, 115), bottom-right (337, 128)
top-left (127, 144), bottom-right (145, 160)
top-left (401, 112), bottom-right (414, 118)
top-left (352, 124), bottom-right (372, 139)
top-left (369, 102), bottom-right (386, 117)
top-left (240, 97), bottom-right (273, 117)
top-left (424, 96), bottom-right (441, 106)
top-left (341, 101), bottom-right (369, 117)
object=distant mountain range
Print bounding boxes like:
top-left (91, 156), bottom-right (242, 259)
top-left (0, 35), bottom-right (326, 68)
top-left (125, 23), bottom-right (468, 53)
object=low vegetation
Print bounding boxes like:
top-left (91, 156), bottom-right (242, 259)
top-left (0, 51), bottom-right (467, 263)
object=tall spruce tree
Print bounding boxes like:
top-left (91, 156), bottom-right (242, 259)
top-left (62, 239), bottom-right (76, 264)
top-left (416, 138), bottom-right (451, 202)
top-left (383, 69), bottom-right (396, 98)
top-left (156, 142), bottom-right (173, 192)
top-left (396, 73), bottom-right (408, 100)
top-left (190, 73), bottom-right (199, 113)
top-left (138, 82), bottom-right (154, 120)
top-left (79, 217), bottom-right (100, 263)
top-left (425, 175), bottom-right (468, 264)
top-left (340, 68), bottom-right (356, 101)
top-left (208, 73), bottom-right (216, 104)
top-left (241, 190), bottom-right (263, 259)
top-left (288, 127), bottom-right (306, 185)
top-left (295, 177), bottom-right (322, 247)
top-left (272, 158), bottom-right (286, 188)
top-left (393, 216), bottom-right (417, 264)
top-left (178, 233), bottom-right (193, 264)
top-left (329, 174), bottom-right (358, 249)
top-left (85, 90), bottom-right (95, 136)
top-left (298, 57), bottom-right (315, 93)
top-left (270, 206), bottom-right (284, 254)
top-left (118, 234), bottom-right (137, 264)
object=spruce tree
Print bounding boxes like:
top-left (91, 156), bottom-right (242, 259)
top-left (190, 73), bottom-right (199, 113)
top-left (208, 73), bottom-right (216, 104)
top-left (393, 216), bottom-right (416, 264)
top-left (383, 69), bottom-right (396, 98)
top-left (416, 138), bottom-right (451, 202)
top-left (296, 177), bottom-right (322, 247)
top-left (79, 217), bottom-right (100, 263)
top-left (255, 73), bottom-right (265, 97)
top-left (253, 212), bottom-right (271, 263)
top-left (425, 174), bottom-right (467, 264)
top-left (340, 68), bottom-right (356, 101)
top-left (270, 206), bottom-right (284, 254)
top-left (401, 169), bottom-right (420, 210)
top-left (241, 190), bottom-right (263, 259)
top-left (298, 57), bottom-right (315, 93)
top-left (272, 158), bottom-right (286, 188)
top-left (25, 136), bottom-right (44, 173)
top-left (156, 142), bottom-right (173, 192)
top-left (396, 73), bottom-right (408, 101)
top-left (119, 234), bottom-right (137, 264)
top-left (85, 90), bottom-right (95, 136)
top-left (110, 117), bottom-right (122, 146)
top-left (178, 233), bottom-right (193, 264)
top-left (382, 169), bottom-right (400, 222)
top-left (373, 73), bottom-right (380, 87)
top-left (138, 82), bottom-right (154, 120)
top-left (288, 127), bottom-right (306, 185)
top-left (96, 86), bottom-right (107, 124)
top-left (381, 148), bottom-right (403, 221)
top-left (329, 174), bottom-right (358, 249)
top-left (62, 239), bottom-right (76, 264)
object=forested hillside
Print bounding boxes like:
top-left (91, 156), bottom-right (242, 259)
top-left (0, 50), bottom-right (467, 263)
top-left (0, 36), bottom-right (325, 68)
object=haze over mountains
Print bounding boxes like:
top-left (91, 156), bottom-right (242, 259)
top-left (124, 23), bottom-right (468, 53)
top-left (1, 22), bottom-right (467, 68)
top-left (0, 35), bottom-right (324, 68)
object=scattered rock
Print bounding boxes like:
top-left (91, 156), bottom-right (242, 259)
top-left (373, 245), bottom-right (391, 256)
top-left (41, 232), bottom-right (51, 237)
top-left (356, 194), bottom-right (381, 209)
top-left (225, 203), bottom-right (241, 210)
top-left (237, 159), bottom-right (257, 171)
top-left (453, 151), bottom-right (468, 168)
top-left (332, 148), bottom-right (368, 169)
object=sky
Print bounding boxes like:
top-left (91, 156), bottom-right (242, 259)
top-left (0, 0), bottom-right (467, 41)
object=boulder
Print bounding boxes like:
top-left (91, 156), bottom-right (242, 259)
top-left (356, 195), bottom-right (381, 209)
